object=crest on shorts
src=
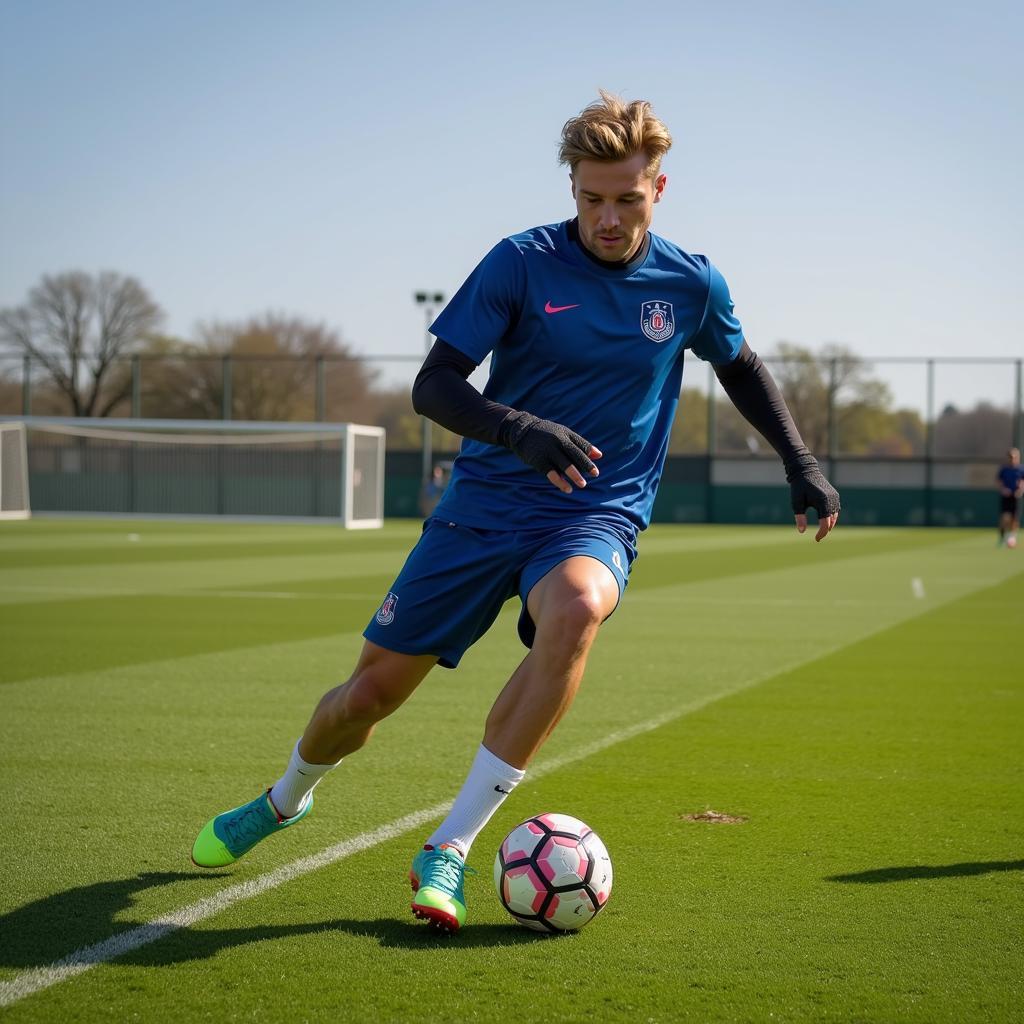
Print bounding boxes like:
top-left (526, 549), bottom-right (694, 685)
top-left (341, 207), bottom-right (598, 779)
top-left (375, 591), bottom-right (398, 626)
top-left (640, 300), bottom-right (675, 343)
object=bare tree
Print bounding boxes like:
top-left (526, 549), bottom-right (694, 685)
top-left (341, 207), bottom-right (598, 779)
top-left (0, 359), bottom-right (21, 416)
top-left (139, 313), bottom-right (380, 422)
top-left (0, 271), bottom-right (163, 416)
top-left (934, 402), bottom-right (1015, 458)
top-left (708, 342), bottom-right (926, 456)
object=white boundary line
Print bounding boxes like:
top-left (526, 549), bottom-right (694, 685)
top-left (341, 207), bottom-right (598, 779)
top-left (0, 704), bottom-right (694, 1009)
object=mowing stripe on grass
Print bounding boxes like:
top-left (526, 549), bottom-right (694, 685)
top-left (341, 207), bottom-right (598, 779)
top-left (0, 585), bottom-right (379, 601)
top-left (0, 697), bottom-right (739, 1009)
top-left (2, 529), bottom-right (1018, 1010)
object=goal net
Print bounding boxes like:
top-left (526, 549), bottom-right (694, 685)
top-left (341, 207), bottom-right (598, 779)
top-left (0, 422), bottom-right (30, 520)
top-left (7, 417), bottom-right (385, 528)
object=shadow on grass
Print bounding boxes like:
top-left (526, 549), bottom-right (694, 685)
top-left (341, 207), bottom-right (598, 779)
top-left (0, 871), bottom-right (227, 968)
top-left (826, 859), bottom-right (1024, 884)
top-left (0, 873), bottom-right (553, 973)
top-left (126, 917), bottom-right (557, 966)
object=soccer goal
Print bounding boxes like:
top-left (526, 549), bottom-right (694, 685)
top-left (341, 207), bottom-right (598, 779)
top-left (0, 421), bottom-right (31, 520)
top-left (6, 417), bottom-right (386, 528)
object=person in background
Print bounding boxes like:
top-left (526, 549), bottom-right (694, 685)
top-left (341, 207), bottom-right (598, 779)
top-left (419, 464), bottom-right (447, 518)
top-left (996, 447), bottom-right (1023, 548)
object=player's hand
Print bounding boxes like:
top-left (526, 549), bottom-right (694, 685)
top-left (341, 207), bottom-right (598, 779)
top-left (786, 454), bottom-right (840, 543)
top-left (501, 411), bottom-right (602, 494)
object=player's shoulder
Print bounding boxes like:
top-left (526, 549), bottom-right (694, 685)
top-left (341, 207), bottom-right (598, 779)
top-left (647, 231), bottom-right (714, 278)
top-left (503, 221), bottom-right (570, 256)
top-left (473, 222), bottom-right (570, 284)
top-left (645, 233), bottom-right (725, 301)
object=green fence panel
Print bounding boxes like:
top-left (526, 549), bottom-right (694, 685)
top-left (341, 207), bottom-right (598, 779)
top-left (25, 448), bottom-right (1003, 529)
top-left (30, 471), bottom-right (131, 513)
top-left (930, 488), bottom-right (996, 527)
top-left (650, 483), bottom-right (708, 523)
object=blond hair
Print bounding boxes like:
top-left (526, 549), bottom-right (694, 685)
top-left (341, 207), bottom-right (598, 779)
top-left (558, 90), bottom-right (672, 177)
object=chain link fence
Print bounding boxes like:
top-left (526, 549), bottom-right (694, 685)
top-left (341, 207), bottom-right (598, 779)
top-left (3, 351), bottom-right (1020, 457)
top-left (3, 351), bottom-right (1021, 525)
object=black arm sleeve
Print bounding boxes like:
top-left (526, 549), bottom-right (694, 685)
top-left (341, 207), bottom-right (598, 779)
top-left (410, 339), bottom-right (516, 445)
top-left (713, 342), bottom-right (811, 470)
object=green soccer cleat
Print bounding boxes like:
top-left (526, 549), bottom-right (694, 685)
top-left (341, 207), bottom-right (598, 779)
top-left (409, 844), bottom-right (471, 932)
top-left (191, 789), bottom-right (311, 868)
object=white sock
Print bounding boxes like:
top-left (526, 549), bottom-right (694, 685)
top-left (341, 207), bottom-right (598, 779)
top-left (269, 741), bottom-right (340, 818)
top-left (427, 744), bottom-right (525, 857)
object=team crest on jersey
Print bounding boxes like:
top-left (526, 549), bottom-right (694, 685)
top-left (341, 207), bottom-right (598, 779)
top-left (375, 591), bottom-right (398, 626)
top-left (641, 300), bottom-right (675, 343)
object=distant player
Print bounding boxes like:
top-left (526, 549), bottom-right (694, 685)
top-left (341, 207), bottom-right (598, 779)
top-left (996, 447), bottom-right (1023, 548)
top-left (191, 92), bottom-right (840, 931)
top-left (418, 463), bottom-right (447, 518)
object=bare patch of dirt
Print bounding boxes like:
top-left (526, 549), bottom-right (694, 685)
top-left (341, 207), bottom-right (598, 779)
top-left (681, 810), bottom-right (748, 824)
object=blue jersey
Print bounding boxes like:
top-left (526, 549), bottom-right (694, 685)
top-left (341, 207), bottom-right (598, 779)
top-left (998, 465), bottom-right (1024, 492)
top-left (430, 220), bottom-right (744, 535)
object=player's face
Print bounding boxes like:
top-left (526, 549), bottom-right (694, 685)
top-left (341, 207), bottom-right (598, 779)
top-left (571, 153), bottom-right (666, 263)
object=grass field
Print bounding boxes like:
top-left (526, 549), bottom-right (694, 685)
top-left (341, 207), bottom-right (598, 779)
top-left (0, 518), bottom-right (1021, 1023)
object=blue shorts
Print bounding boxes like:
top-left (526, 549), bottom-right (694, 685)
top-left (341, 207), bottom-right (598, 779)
top-left (363, 516), bottom-right (637, 668)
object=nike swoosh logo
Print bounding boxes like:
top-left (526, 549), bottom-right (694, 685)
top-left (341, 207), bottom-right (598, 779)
top-left (544, 301), bottom-right (581, 314)
top-left (494, 785), bottom-right (511, 795)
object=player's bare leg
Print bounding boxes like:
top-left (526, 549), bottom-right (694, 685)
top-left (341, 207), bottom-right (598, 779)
top-left (191, 644), bottom-right (435, 868)
top-left (999, 511), bottom-right (1012, 545)
top-left (1007, 511), bottom-right (1020, 548)
top-left (298, 642), bottom-right (437, 764)
top-left (484, 556), bottom-right (620, 768)
top-left (411, 556), bottom-right (619, 930)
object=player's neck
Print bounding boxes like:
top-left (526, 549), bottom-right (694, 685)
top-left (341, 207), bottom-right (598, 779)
top-left (568, 219), bottom-right (650, 271)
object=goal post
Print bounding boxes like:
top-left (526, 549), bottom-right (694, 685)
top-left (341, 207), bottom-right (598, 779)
top-left (5, 417), bottom-right (385, 527)
top-left (343, 423), bottom-right (387, 529)
top-left (0, 422), bottom-right (31, 520)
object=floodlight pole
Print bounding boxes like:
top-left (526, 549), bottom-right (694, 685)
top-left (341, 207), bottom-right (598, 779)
top-left (413, 290), bottom-right (445, 486)
top-left (22, 355), bottom-right (31, 416)
top-left (1015, 359), bottom-right (1023, 450)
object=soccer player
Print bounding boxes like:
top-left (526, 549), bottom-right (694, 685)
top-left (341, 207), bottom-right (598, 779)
top-left (191, 92), bottom-right (841, 931)
top-left (418, 463), bottom-right (447, 518)
top-left (996, 447), bottom-right (1023, 548)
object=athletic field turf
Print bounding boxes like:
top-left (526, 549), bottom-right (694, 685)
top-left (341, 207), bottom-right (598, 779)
top-left (0, 519), bottom-right (1021, 1023)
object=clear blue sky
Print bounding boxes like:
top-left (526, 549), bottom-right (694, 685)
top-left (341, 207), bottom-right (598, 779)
top-left (1, 1), bottom-right (1021, 406)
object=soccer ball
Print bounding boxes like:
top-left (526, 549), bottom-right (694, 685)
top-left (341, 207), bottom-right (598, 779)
top-left (494, 813), bottom-right (612, 932)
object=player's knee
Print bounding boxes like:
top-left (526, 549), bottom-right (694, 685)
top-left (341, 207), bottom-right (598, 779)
top-left (333, 671), bottom-right (404, 726)
top-left (552, 588), bottom-right (607, 642)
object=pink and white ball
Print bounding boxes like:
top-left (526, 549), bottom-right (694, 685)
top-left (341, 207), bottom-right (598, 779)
top-left (494, 813), bottom-right (613, 932)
